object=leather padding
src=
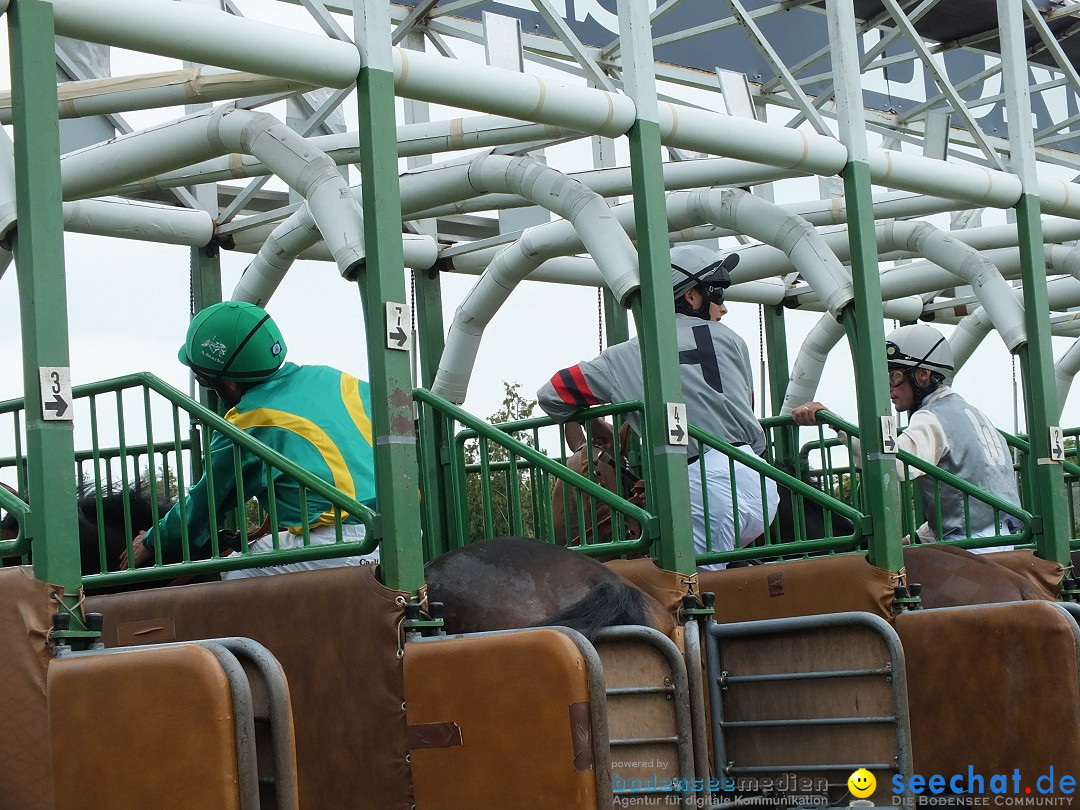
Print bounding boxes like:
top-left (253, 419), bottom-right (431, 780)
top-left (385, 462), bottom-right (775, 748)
top-left (983, 549), bottom-right (1062, 599)
top-left (0, 567), bottom-right (57, 810)
top-left (404, 629), bottom-right (598, 809)
top-left (49, 645), bottom-right (242, 810)
top-left (86, 566), bottom-right (413, 810)
top-left (896, 601), bottom-right (1080, 786)
top-left (606, 557), bottom-right (695, 625)
top-left (696, 554), bottom-right (896, 623)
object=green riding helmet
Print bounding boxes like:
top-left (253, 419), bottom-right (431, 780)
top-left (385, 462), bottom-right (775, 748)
top-left (179, 301), bottom-right (287, 382)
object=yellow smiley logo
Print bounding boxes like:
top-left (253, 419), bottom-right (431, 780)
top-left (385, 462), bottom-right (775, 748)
top-left (848, 768), bottom-right (876, 798)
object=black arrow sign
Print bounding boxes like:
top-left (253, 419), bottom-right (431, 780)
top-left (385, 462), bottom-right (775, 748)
top-left (390, 325), bottom-right (408, 347)
top-left (45, 395), bottom-right (68, 418)
top-left (669, 422), bottom-right (685, 443)
top-left (883, 431), bottom-right (896, 453)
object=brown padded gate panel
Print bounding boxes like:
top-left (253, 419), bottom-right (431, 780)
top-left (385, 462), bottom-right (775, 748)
top-left (49, 645), bottom-right (243, 810)
top-left (697, 555), bottom-right (895, 623)
top-left (715, 622), bottom-right (903, 797)
top-left (896, 601), bottom-right (1080, 788)
top-left (404, 629), bottom-right (599, 810)
top-left (86, 566), bottom-right (412, 810)
top-left (606, 557), bottom-right (693, 625)
top-left (983, 549), bottom-right (1062, 599)
top-left (0, 567), bottom-right (59, 810)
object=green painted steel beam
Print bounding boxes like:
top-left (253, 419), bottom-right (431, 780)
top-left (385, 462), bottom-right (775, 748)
top-left (603, 288), bottom-right (630, 347)
top-left (763, 304), bottom-right (795, 468)
top-left (626, 119), bottom-right (696, 575)
top-left (355, 41), bottom-right (425, 593)
top-left (1014, 193), bottom-right (1070, 564)
top-left (413, 265), bottom-right (450, 559)
top-left (9, 0), bottom-right (83, 599)
top-left (617, 0), bottom-right (695, 574)
top-left (841, 161), bottom-right (905, 573)
top-left (188, 243), bottom-right (222, 483)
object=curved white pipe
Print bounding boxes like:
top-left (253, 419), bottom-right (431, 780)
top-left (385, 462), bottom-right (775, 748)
top-left (1055, 342), bottom-right (1080, 417)
top-left (878, 220), bottom-right (1027, 351)
top-left (63, 198), bottom-right (213, 246)
top-left (0, 126), bottom-right (14, 278)
top-left (949, 309), bottom-right (993, 373)
top-left (232, 206), bottom-right (320, 306)
top-left (780, 316), bottom-right (847, 414)
top-left (231, 204), bottom-right (437, 305)
top-left (61, 107), bottom-right (365, 277)
top-left (431, 154), bottom-right (641, 403)
top-left (109, 116), bottom-right (570, 195)
top-left (405, 153), bottom-right (635, 303)
top-left (51, 0), bottom-right (360, 88)
top-left (666, 188), bottom-right (854, 319)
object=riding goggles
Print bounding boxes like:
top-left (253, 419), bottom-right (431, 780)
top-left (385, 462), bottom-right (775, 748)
top-left (702, 284), bottom-right (726, 305)
top-left (193, 373), bottom-right (217, 389)
top-left (888, 369), bottom-right (908, 387)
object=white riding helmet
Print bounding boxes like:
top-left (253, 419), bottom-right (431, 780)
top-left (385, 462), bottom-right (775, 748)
top-left (885, 323), bottom-right (954, 376)
top-left (670, 244), bottom-right (739, 300)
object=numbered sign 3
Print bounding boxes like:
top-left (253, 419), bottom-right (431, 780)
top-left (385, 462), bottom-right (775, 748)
top-left (39, 367), bottom-right (73, 421)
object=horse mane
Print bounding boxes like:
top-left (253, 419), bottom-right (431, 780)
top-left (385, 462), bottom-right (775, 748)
top-left (530, 579), bottom-right (658, 641)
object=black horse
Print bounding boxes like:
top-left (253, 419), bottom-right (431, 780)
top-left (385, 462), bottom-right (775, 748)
top-left (0, 483), bottom-right (231, 588)
top-left (424, 536), bottom-right (675, 640)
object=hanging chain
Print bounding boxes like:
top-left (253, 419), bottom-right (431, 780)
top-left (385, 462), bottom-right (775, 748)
top-left (758, 305), bottom-right (766, 418)
top-left (410, 270), bottom-right (417, 336)
top-left (597, 287), bottom-right (604, 354)
top-left (1012, 353), bottom-right (1020, 435)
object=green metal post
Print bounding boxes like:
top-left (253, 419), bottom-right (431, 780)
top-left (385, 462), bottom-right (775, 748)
top-left (1015, 198), bottom-right (1070, 563)
top-left (763, 304), bottom-right (795, 468)
top-left (188, 244), bottom-right (222, 484)
top-left (995, 0), bottom-right (1070, 565)
top-left (414, 264), bottom-right (450, 559)
top-left (619, 0), bottom-right (696, 575)
top-left (841, 164), bottom-right (904, 571)
top-left (9, 0), bottom-right (83, 598)
top-left (355, 1), bottom-right (425, 594)
top-left (603, 288), bottom-right (630, 347)
top-left (826, 0), bottom-right (904, 572)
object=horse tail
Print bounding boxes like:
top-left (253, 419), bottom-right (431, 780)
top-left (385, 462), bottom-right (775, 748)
top-left (531, 579), bottom-right (654, 641)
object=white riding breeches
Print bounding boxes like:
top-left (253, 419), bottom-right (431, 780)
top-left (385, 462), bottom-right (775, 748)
top-left (689, 448), bottom-right (780, 571)
top-left (221, 522), bottom-right (378, 580)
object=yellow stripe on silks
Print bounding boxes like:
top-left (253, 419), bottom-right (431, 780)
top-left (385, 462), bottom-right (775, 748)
top-left (340, 373), bottom-right (373, 445)
top-left (229, 407), bottom-right (354, 530)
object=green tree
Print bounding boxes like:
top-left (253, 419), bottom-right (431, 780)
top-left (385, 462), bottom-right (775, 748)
top-left (463, 382), bottom-right (546, 541)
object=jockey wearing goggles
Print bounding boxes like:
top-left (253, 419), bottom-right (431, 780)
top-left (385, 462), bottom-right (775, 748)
top-left (671, 244), bottom-right (738, 320)
top-left (793, 322), bottom-right (1021, 548)
top-left (538, 242), bottom-right (779, 571)
top-left (884, 323), bottom-right (954, 413)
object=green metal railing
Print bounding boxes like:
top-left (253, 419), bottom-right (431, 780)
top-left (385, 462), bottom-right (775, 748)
top-left (414, 390), bottom-right (656, 561)
top-left (0, 485), bottom-right (30, 557)
top-left (1003, 431), bottom-right (1080, 552)
top-left (1, 373), bottom-right (379, 586)
top-left (807, 412), bottom-right (1032, 551)
top-left (415, 391), bottom-right (867, 568)
top-left (690, 423), bottom-right (867, 567)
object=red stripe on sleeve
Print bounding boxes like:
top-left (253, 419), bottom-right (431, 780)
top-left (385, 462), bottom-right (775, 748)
top-left (568, 366), bottom-right (602, 406)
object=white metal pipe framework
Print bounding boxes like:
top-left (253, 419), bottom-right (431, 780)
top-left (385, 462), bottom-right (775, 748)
top-left (59, 107), bottom-right (366, 278)
top-left (50, 0), bottom-right (361, 89)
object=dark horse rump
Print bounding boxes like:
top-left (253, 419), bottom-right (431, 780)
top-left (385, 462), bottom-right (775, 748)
top-left (424, 536), bottom-right (674, 641)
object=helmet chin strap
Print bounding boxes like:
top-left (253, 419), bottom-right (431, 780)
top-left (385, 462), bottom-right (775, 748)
top-left (675, 292), bottom-right (711, 320)
top-left (906, 369), bottom-right (941, 413)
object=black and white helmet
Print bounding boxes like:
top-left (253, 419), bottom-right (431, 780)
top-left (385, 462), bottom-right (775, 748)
top-left (885, 323), bottom-right (954, 377)
top-left (670, 245), bottom-right (739, 314)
